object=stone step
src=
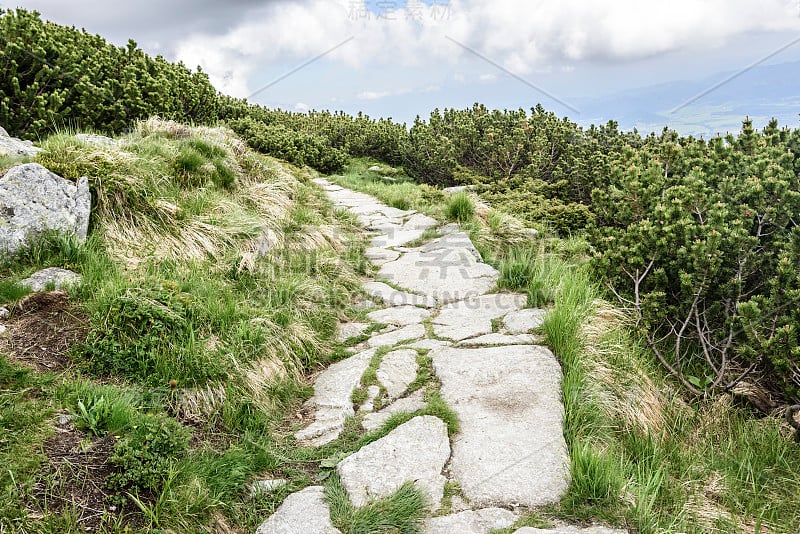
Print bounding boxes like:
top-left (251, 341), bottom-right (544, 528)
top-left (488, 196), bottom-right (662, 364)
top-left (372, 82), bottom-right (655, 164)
top-left (294, 349), bottom-right (375, 446)
top-left (255, 486), bottom-right (340, 534)
top-left (336, 415), bottom-right (450, 507)
top-left (431, 345), bottom-right (569, 507)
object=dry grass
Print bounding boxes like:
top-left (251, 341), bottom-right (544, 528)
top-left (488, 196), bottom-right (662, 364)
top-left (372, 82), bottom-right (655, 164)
top-left (71, 120), bottom-right (304, 269)
top-left (174, 385), bottom-right (228, 426)
top-left (580, 300), bottom-right (671, 436)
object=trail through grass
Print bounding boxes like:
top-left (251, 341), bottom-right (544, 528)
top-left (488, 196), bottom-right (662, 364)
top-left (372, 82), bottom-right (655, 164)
top-left (330, 160), bottom-right (800, 534)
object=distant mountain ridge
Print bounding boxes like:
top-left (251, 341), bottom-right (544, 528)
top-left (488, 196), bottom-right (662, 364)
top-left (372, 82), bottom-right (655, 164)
top-left (575, 60), bottom-right (800, 137)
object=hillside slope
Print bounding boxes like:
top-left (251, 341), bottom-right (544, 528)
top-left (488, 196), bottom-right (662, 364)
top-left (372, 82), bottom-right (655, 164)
top-left (0, 118), bottom-right (368, 532)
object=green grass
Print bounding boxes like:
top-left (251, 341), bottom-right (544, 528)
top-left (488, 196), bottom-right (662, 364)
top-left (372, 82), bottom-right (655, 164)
top-left (0, 279), bottom-right (31, 306)
top-left (445, 191), bottom-right (475, 223)
top-left (326, 476), bottom-right (428, 533)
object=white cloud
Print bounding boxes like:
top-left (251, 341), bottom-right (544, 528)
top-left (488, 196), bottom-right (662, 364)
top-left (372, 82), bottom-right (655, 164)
top-left (174, 0), bottom-right (800, 97)
top-left (479, 73), bottom-right (497, 82)
top-left (294, 102), bottom-right (309, 111)
top-left (357, 90), bottom-right (393, 100)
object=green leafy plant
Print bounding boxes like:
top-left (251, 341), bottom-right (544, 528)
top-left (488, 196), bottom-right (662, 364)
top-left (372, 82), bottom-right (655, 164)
top-left (105, 414), bottom-right (190, 503)
top-left (75, 397), bottom-right (112, 436)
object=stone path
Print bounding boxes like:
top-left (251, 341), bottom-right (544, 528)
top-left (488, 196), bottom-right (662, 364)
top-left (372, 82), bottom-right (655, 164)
top-left (256, 179), bottom-right (624, 534)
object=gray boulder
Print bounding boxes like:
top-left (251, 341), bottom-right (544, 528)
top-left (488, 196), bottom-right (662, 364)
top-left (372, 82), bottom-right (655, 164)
top-left (0, 127), bottom-right (41, 157)
top-left (0, 128), bottom-right (42, 157)
top-left (20, 268), bottom-right (82, 292)
top-left (0, 163), bottom-right (91, 254)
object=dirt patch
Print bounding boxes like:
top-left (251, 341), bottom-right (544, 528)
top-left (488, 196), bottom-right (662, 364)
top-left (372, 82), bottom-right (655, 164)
top-left (29, 420), bottom-right (121, 531)
top-left (1, 291), bottom-right (89, 371)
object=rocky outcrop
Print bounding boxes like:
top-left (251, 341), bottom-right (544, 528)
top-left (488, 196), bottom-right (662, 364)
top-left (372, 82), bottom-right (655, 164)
top-left (0, 163), bottom-right (91, 255)
top-left (0, 127), bottom-right (41, 157)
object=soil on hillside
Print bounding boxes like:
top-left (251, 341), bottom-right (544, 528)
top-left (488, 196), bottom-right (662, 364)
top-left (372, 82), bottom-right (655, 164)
top-left (1, 290), bottom-right (88, 371)
top-left (29, 423), bottom-right (121, 530)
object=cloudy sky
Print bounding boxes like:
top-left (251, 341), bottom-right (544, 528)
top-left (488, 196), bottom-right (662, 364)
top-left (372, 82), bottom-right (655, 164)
top-left (10, 0), bottom-right (800, 133)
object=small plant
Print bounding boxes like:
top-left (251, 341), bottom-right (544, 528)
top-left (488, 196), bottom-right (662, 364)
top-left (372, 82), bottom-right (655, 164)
top-left (78, 287), bottom-right (220, 385)
top-left (318, 451), bottom-right (350, 482)
top-left (527, 279), bottom-right (554, 307)
top-left (498, 247), bottom-right (537, 291)
top-left (186, 138), bottom-right (226, 160)
top-left (105, 414), bottom-right (190, 503)
top-left (75, 396), bottom-right (112, 436)
top-left (326, 476), bottom-right (427, 533)
top-left (174, 145), bottom-right (206, 174)
top-left (211, 159), bottom-right (236, 189)
top-left (445, 192), bottom-right (475, 223)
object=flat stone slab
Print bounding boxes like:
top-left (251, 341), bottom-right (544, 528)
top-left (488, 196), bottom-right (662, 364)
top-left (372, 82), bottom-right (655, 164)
top-left (337, 322), bottom-right (369, 342)
top-left (378, 246), bottom-right (498, 304)
top-left (425, 508), bottom-right (517, 534)
top-left (337, 415), bottom-right (449, 507)
top-left (365, 247), bottom-right (401, 265)
top-left (438, 223), bottom-right (461, 235)
top-left (407, 338), bottom-right (452, 351)
top-left (367, 305), bottom-right (431, 326)
top-left (432, 293), bottom-right (528, 341)
top-left (514, 527), bottom-right (628, 534)
top-left (294, 349), bottom-right (375, 446)
top-left (367, 324), bottom-right (426, 348)
top-left (20, 268), bottom-right (82, 292)
top-left (362, 390), bottom-right (427, 431)
top-left (432, 345), bottom-right (569, 507)
top-left (419, 232), bottom-right (482, 261)
top-left (503, 308), bottom-right (547, 334)
top-left (456, 333), bottom-right (539, 347)
top-left (369, 210), bottom-right (439, 248)
top-left (376, 349), bottom-right (418, 399)
top-left (363, 281), bottom-right (436, 308)
top-left (371, 228), bottom-right (428, 248)
top-left (404, 212), bottom-right (438, 231)
top-left (256, 486), bottom-right (340, 534)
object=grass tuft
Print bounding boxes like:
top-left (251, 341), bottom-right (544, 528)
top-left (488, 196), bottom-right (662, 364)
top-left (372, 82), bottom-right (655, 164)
top-left (445, 191), bottom-right (475, 223)
top-left (326, 475), bottom-right (428, 533)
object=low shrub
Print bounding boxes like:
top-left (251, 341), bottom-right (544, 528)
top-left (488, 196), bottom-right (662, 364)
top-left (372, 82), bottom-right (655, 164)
top-left (105, 413), bottom-right (190, 501)
top-left (78, 287), bottom-right (224, 385)
top-left (229, 118), bottom-right (348, 174)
